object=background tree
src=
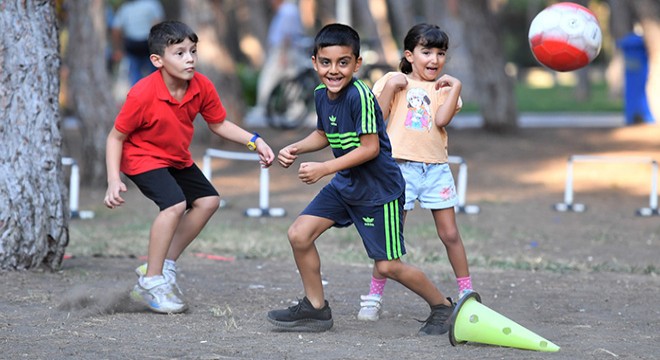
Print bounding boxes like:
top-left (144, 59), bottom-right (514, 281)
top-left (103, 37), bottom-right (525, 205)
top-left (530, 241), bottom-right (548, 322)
top-left (0, 0), bottom-right (68, 270)
top-left (65, 0), bottom-right (118, 186)
top-left (457, 0), bottom-right (518, 132)
top-left (181, 0), bottom-right (245, 144)
top-left (628, 0), bottom-right (660, 122)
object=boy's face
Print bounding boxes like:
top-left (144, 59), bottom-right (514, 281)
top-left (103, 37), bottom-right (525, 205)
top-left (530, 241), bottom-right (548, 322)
top-left (312, 45), bottom-right (362, 99)
top-left (150, 38), bottom-right (198, 83)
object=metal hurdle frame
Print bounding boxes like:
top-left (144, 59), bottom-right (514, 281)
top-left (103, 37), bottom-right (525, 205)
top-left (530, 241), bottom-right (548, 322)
top-left (554, 155), bottom-right (659, 216)
top-left (202, 148), bottom-right (286, 217)
top-left (448, 155), bottom-right (480, 215)
top-left (62, 157), bottom-right (94, 219)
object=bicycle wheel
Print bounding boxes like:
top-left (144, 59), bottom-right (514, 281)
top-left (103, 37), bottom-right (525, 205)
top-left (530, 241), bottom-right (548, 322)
top-left (266, 68), bottom-right (317, 129)
top-left (358, 63), bottom-right (393, 88)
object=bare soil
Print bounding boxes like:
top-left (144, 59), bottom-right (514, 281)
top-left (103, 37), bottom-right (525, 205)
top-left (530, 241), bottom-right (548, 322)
top-left (1, 123), bottom-right (659, 360)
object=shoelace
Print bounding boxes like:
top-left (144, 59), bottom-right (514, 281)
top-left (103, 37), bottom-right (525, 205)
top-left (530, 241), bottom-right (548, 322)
top-left (416, 308), bottom-right (450, 325)
top-left (288, 299), bottom-right (305, 314)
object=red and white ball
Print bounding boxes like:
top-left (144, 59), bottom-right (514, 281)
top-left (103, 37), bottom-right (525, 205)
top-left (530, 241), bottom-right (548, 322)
top-left (528, 2), bottom-right (602, 72)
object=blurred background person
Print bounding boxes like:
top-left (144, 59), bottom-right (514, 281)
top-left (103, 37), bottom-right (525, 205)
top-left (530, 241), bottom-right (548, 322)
top-left (111, 0), bottom-right (165, 86)
top-left (253, 0), bottom-right (309, 118)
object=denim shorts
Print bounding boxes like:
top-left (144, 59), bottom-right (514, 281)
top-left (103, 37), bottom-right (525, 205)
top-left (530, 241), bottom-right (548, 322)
top-left (398, 161), bottom-right (457, 211)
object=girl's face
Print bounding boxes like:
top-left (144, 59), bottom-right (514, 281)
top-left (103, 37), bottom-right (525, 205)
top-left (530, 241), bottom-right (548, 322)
top-left (404, 44), bottom-right (446, 82)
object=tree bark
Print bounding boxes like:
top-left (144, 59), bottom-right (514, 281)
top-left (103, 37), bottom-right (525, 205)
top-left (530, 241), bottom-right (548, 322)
top-left (629, 0), bottom-right (660, 122)
top-left (182, 0), bottom-right (245, 145)
top-left (0, 0), bottom-right (69, 270)
top-left (457, 0), bottom-right (518, 132)
top-left (65, 0), bottom-right (118, 186)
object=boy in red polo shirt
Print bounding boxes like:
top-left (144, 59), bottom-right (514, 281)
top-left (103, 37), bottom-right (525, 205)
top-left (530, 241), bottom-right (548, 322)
top-left (104, 20), bottom-right (274, 314)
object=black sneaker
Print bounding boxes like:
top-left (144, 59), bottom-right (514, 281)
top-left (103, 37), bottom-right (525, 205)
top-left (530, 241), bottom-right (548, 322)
top-left (418, 298), bottom-right (455, 335)
top-left (267, 297), bottom-right (333, 332)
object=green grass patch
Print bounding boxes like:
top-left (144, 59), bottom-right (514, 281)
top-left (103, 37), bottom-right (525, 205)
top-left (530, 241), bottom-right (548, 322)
top-left (462, 81), bottom-right (622, 113)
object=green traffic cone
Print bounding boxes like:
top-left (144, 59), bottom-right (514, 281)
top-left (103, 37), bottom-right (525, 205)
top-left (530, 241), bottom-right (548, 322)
top-left (449, 292), bottom-right (560, 352)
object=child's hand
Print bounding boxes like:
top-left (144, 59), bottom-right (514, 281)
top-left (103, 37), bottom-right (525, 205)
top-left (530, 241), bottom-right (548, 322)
top-left (435, 74), bottom-right (461, 90)
top-left (278, 145), bottom-right (299, 168)
top-left (256, 139), bottom-right (275, 168)
top-left (104, 180), bottom-right (127, 209)
top-left (387, 73), bottom-right (408, 91)
top-left (298, 162), bottom-right (326, 184)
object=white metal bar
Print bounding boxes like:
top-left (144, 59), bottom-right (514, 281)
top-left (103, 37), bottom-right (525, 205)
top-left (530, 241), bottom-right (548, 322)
top-left (556, 155), bottom-right (659, 215)
top-left (203, 148), bottom-right (284, 217)
top-left (564, 157), bottom-right (574, 205)
top-left (448, 156), bottom-right (479, 214)
top-left (259, 167), bottom-right (269, 209)
top-left (650, 160), bottom-right (658, 210)
top-left (61, 157), bottom-right (79, 216)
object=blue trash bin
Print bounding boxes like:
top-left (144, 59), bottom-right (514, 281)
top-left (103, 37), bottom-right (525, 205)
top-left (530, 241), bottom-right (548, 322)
top-left (618, 33), bottom-right (654, 124)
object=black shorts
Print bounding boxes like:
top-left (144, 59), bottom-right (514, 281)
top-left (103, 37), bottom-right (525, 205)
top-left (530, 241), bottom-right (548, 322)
top-left (127, 164), bottom-right (219, 211)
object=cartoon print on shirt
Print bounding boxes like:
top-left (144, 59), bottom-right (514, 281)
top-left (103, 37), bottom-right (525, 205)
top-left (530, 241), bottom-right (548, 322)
top-left (404, 87), bottom-right (432, 131)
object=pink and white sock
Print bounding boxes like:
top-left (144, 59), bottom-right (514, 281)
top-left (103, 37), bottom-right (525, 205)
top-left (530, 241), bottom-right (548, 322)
top-left (457, 276), bottom-right (472, 293)
top-left (369, 276), bottom-right (387, 296)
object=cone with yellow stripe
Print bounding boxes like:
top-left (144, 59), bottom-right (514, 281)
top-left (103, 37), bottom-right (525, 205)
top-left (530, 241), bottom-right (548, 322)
top-left (449, 292), bottom-right (560, 352)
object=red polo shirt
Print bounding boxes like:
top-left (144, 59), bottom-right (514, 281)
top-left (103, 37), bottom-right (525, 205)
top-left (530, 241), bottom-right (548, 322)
top-left (114, 71), bottom-right (226, 175)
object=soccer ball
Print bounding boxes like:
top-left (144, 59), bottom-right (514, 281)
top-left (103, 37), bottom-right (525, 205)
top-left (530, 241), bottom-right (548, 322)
top-left (528, 2), bottom-right (602, 72)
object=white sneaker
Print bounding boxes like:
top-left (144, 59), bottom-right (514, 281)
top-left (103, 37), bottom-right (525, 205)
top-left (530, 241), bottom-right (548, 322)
top-left (135, 261), bottom-right (183, 296)
top-left (458, 289), bottom-right (474, 300)
top-left (130, 276), bottom-right (188, 314)
top-left (357, 294), bottom-right (382, 321)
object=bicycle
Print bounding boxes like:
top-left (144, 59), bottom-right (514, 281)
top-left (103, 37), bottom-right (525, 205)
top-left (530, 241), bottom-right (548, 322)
top-left (264, 39), bottom-right (394, 130)
top-left (266, 65), bottom-right (318, 130)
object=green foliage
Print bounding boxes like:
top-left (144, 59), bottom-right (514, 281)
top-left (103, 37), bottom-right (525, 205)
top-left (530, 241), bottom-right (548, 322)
top-left (237, 64), bottom-right (259, 107)
top-left (462, 81), bottom-right (622, 113)
top-left (514, 81), bottom-right (622, 112)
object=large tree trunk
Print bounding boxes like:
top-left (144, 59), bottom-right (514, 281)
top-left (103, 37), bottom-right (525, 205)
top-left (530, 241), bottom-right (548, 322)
top-left (65, 0), bottom-right (118, 187)
top-left (606, 0), bottom-right (635, 99)
top-left (423, 0), bottom-right (477, 101)
top-left (0, 0), bottom-right (69, 270)
top-left (629, 0), bottom-right (660, 122)
top-left (182, 0), bottom-right (245, 145)
top-left (457, 0), bottom-right (518, 132)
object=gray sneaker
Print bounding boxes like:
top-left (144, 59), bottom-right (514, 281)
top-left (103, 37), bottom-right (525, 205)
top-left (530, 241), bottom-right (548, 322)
top-left (267, 297), bottom-right (333, 332)
top-left (418, 298), bottom-right (455, 335)
top-left (130, 277), bottom-right (188, 314)
top-left (135, 262), bottom-right (183, 296)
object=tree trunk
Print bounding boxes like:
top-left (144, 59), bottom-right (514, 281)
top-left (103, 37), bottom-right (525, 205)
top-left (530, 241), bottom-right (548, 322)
top-left (457, 0), bottom-right (518, 132)
top-left (424, 0), bottom-right (477, 101)
top-left (0, 0), bottom-right (69, 270)
top-left (629, 0), bottom-right (660, 122)
top-left (182, 0), bottom-right (245, 145)
top-left (65, 0), bottom-right (118, 187)
top-left (606, 0), bottom-right (635, 99)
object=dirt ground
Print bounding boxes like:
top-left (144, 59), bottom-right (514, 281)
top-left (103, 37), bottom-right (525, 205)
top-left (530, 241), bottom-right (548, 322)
top-left (1, 123), bottom-right (659, 359)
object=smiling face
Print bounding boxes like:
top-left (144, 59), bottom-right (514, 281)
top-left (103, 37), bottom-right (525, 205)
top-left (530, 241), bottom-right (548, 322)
top-left (312, 45), bottom-right (362, 99)
top-left (404, 45), bottom-right (446, 82)
top-left (150, 37), bottom-right (198, 84)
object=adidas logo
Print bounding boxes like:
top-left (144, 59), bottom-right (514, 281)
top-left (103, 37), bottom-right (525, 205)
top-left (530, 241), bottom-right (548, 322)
top-left (329, 115), bottom-right (337, 126)
top-left (362, 217), bottom-right (374, 227)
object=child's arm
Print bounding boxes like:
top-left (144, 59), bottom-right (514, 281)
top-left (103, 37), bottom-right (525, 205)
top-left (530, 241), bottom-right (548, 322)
top-left (207, 121), bottom-right (274, 168)
top-left (376, 74), bottom-right (407, 120)
top-left (297, 133), bottom-right (380, 185)
top-left (278, 129), bottom-right (329, 168)
top-left (104, 127), bottom-right (128, 209)
top-left (433, 74), bottom-right (462, 128)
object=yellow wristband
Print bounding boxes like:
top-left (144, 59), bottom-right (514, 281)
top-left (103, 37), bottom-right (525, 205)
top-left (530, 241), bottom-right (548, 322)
top-left (247, 133), bottom-right (260, 151)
